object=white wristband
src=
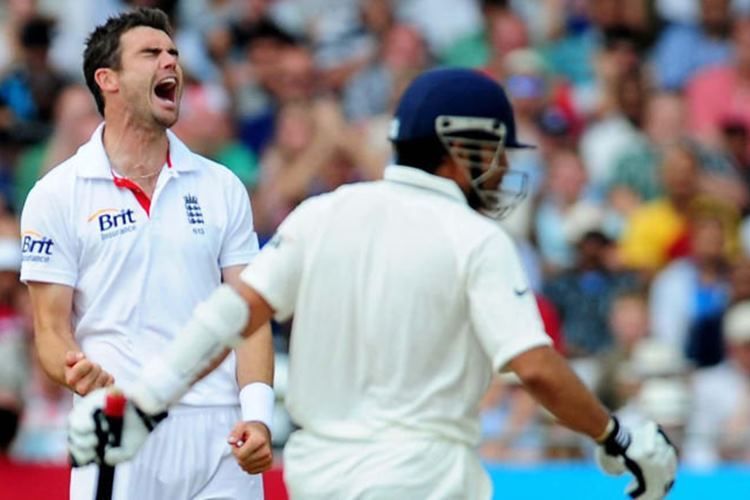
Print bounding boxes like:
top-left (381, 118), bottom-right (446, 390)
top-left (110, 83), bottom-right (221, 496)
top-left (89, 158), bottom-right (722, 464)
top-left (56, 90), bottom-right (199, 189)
top-left (240, 382), bottom-right (275, 430)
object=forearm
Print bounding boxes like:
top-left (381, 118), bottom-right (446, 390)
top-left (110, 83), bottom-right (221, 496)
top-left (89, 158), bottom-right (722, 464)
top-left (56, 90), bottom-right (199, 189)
top-left (28, 282), bottom-right (78, 389)
top-left (131, 282), bottom-right (275, 414)
top-left (236, 322), bottom-right (274, 429)
top-left (236, 322), bottom-right (273, 387)
top-left (34, 326), bottom-right (79, 388)
top-left (508, 346), bottom-right (610, 441)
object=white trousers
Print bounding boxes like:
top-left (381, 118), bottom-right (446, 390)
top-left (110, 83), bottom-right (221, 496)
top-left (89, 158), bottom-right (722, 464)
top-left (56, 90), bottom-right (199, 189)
top-left (283, 430), bottom-right (491, 500)
top-left (70, 405), bottom-right (263, 500)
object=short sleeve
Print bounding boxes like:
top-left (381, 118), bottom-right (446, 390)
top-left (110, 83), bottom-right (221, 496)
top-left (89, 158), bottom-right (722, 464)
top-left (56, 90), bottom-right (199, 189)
top-left (240, 200), bottom-right (313, 321)
top-left (219, 175), bottom-right (259, 268)
top-left (20, 183), bottom-right (78, 286)
top-left (468, 231), bottom-right (551, 372)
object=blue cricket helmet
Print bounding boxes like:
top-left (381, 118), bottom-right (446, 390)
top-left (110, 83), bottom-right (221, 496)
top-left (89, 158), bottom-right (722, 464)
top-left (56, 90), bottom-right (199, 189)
top-left (388, 67), bottom-right (532, 219)
top-left (388, 67), bottom-right (533, 149)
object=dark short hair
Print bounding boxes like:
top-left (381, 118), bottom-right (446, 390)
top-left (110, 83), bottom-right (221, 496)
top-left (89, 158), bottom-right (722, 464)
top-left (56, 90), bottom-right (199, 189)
top-left (83, 7), bottom-right (173, 115)
top-left (391, 138), bottom-right (449, 174)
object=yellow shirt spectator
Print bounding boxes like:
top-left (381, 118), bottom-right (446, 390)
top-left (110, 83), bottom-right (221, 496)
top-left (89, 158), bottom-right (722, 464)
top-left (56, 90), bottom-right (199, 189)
top-left (619, 199), bottom-right (687, 271)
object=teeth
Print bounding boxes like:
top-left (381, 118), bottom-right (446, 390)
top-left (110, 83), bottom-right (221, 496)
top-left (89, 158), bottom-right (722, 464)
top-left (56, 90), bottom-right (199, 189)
top-left (160, 77), bottom-right (177, 87)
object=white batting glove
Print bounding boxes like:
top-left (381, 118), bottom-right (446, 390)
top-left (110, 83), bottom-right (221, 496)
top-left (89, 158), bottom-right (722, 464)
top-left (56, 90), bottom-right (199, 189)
top-left (595, 417), bottom-right (677, 499)
top-left (68, 388), bottom-right (167, 466)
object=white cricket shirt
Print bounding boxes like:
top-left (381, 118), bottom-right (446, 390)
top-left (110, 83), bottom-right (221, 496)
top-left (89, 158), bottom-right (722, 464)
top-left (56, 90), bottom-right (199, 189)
top-left (242, 164), bottom-right (551, 445)
top-left (21, 123), bottom-right (259, 406)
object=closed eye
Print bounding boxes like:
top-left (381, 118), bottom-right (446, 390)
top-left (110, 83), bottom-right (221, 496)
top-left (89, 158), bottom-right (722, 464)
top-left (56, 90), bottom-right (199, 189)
top-left (140, 47), bottom-right (179, 58)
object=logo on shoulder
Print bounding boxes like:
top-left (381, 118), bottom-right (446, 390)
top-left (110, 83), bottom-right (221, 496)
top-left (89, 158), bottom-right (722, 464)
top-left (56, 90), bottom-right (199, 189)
top-left (22, 230), bottom-right (54, 262)
top-left (88, 208), bottom-right (138, 240)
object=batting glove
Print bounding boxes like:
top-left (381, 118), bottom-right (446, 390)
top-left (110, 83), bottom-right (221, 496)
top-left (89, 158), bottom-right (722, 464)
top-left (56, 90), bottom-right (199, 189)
top-left (68, 387), bottom-right (167, 467)
top-left (595, 417), bottom-right (678, 499)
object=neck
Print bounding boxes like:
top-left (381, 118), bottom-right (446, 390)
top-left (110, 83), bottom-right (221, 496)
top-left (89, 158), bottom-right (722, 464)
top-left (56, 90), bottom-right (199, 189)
top-left (102, 113), bottom-right (168, 180)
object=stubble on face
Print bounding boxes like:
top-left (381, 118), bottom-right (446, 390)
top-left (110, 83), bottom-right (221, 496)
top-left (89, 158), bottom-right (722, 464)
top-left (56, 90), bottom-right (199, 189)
top-left (115, 27), bottom-right (183, 130)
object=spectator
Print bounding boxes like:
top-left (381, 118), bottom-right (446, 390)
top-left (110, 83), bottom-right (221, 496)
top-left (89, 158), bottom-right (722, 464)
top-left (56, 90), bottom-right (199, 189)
top-left (479, 6), bottom-right (530, 80)
top-left (0, 238), bottom-right (24, 455)
top-left (614, 339), bottom-right (691, 444)
top-left (396, 0), bottom-right (483, 58)
top-left (236, 41), bottom-right (316, 155)
top-left (252, 98), bottom-right (379, 240)
top-left (684, 301), bottom-right (750, 466)
top-left (651, 0), bottom-right (734, 90)
top-left (46, 0), bottom-right (127, 79)
top-left (534, 148), bottom-right (601, 272)
top-left (13, 84), bottom-right (100, 212)
top-left (620, 378), bottom-right (693, 453)
top-left (342, 23), bottom-right (428, 124)
top-left (650, 206), bottom-right (738, 366)
top-left (592, 26), bottom-right (647, 119)
top-left (580, 67), bottom-right (649, 197)
top-left (498, 48), bottom-right (553, 239)
top-left (171, 82), bottom-right (260, 188)
top-left (9, 346), bottom-right (71, 463)
top-left (544, 230), bottom-right (638, 359)
top-left (432, 0), bottom-right (500, 68)
top-left (618, 142), bottom-right (702, 273)
top-left (0, 0), bottom-right (39, 72)
top-left (687, 16), bottom-right (750, 158)
top-left (607, 92), bottom-right (686, 212)
top-left (596, 290), bottom-right (652, 411)
top-left (0, 16), bottom-right (69, 144)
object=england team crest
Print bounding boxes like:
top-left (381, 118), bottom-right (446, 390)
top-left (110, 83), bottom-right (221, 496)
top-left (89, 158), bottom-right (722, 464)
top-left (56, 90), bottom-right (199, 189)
top-left (184, 194), bottom-right (204, 225)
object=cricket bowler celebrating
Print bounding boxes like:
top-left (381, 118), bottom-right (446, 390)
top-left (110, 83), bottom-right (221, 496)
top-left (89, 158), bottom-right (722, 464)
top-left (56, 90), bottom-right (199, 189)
top-left (22, 8), bottom-right (274, 499)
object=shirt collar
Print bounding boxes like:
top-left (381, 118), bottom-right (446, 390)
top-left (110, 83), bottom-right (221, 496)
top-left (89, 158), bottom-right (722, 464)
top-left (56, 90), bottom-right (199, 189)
top-left (76, 122), bottom-right (199, 179)
top-left (383, 165), bottom-right (467, 204)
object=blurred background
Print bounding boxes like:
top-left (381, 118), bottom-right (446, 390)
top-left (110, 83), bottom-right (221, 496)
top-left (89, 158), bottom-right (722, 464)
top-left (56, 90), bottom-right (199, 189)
top-left (0, 0), bottom-right (750, 498)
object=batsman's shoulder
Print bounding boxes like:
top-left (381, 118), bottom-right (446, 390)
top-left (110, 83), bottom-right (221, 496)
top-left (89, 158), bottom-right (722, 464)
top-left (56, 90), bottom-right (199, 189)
top-left (460, 205), bottom-right (514, 245)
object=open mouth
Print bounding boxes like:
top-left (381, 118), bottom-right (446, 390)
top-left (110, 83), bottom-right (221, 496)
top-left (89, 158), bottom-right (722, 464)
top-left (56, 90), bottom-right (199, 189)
top-left (153, 76), bottom-right (178, 105)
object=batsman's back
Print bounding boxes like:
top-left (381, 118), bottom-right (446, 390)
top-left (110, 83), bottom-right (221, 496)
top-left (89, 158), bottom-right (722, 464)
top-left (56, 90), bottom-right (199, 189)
top-left (273, 171), bottom-right (532, 446)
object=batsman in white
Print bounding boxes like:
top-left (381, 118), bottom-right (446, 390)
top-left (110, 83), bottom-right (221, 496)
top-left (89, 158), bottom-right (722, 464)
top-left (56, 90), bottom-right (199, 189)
top-left (69, 68), bottom-right (678, 499)
top-left (21, 8), bottom-right (274, 500)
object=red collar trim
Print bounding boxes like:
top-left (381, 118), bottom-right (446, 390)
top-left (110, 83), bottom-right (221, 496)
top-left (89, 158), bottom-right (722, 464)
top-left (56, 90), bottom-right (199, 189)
top-left (109, 148), bottom-right (170, 216)
top-left (112, 176), bottom-right (151, 216)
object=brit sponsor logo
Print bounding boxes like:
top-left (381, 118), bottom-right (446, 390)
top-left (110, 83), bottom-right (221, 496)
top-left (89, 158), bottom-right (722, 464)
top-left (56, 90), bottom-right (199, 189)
top-left (22, 230), bottom-right (54, 262)
top-left (88, 208), bottom-right (138, 240)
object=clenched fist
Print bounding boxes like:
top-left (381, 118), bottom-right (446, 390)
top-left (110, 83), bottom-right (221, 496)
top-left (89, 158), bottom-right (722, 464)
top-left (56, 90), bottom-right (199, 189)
top-left (227, 421), bottom-right (273, 474)
top-left (65, 351), bottom-right (114, 395)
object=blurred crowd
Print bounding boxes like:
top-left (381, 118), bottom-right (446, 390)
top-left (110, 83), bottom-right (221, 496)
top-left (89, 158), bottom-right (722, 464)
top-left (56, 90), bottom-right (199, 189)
top-left (1, 0), bottom-right (750, 470)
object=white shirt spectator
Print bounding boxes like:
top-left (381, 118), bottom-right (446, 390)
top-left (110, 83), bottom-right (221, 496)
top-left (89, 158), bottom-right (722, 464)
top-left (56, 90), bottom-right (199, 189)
top-left (684, 362), bottom-right (750, 466)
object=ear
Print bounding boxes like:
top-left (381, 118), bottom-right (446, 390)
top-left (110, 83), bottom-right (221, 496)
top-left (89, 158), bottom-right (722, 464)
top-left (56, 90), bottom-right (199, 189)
top-left (94, 67), bottom-right (119, 95)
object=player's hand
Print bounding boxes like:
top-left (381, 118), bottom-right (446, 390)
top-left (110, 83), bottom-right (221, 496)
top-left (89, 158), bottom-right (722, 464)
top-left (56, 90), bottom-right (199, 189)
top-left (227, 421), bottom-right (273, 474)
top-left (595, 417), bottom-right (677, 499)
top-left (68, 388), bottom-right (167, 467)
top-left (65, 351), bottom-right (115, 395)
